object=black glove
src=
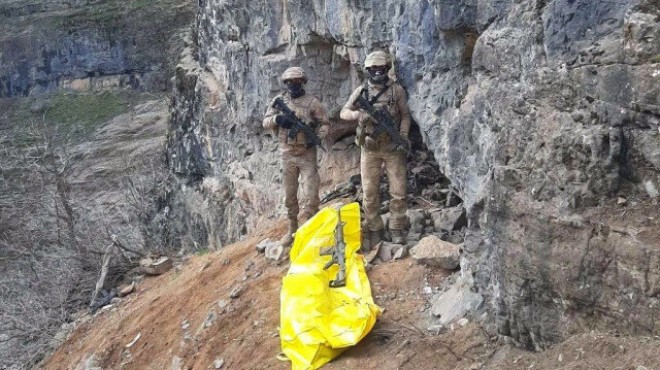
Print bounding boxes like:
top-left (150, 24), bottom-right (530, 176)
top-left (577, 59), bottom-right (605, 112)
top-left (275, 114), bottom-right (295, 129)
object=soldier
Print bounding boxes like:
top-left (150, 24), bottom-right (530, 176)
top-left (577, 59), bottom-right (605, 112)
top-left (340, 51), bottom-right (411, 246)
top-left (263, 67), bottom-right (330, 247)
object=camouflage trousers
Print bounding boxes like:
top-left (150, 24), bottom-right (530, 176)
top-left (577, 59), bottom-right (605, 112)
top-left (361, 147), bottom-right (408, 231)
top-left (283, 148), bottom-right (320, 222)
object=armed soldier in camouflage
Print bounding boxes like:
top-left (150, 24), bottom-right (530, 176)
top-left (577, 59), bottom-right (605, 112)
top-left (340, 51), bottom-right (411, 246)
top-left (263, 67), bottom-right (330, 247)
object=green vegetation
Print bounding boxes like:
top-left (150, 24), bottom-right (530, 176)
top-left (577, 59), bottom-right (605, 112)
top-left (45, 90), bottom-right (126, 129)
top-left (651, 54), bottom-right (660, 64)
top-left (7, 90), bottom-right (156, 142)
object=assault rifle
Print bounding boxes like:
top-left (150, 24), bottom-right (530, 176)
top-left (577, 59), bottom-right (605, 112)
top-left (273, 97), bottom-right (326, 151)
top-left (321, 209), bottom-right (346, 287)
top-left (354, 91), bottom-right (411, 153)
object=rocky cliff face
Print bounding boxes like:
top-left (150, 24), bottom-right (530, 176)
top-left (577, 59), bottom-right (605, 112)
top-left (167, 0), bottom-right (660, 349)
top-left (0, 0), bottom-right (194, 97)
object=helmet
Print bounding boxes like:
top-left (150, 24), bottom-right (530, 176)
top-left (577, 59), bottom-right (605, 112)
top-left (281, 67), bottom-right (307, 82)
top-left (364, 51), bottom-right (391, 68)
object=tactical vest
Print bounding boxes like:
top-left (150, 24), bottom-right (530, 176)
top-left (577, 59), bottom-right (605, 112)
top-left (357, 82), bottom-right (401, 148)
top-left (276, 93), bottom-right (318, 147)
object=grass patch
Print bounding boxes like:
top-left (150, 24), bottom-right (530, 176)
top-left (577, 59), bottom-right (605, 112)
top-left (44, 90), bottom-right (126, 130)
top-left (7, 90), bottom-right (156, 142)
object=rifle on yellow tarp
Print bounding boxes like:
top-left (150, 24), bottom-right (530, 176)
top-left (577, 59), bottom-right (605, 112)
top-left (321, 209), bottom-right (346, 287)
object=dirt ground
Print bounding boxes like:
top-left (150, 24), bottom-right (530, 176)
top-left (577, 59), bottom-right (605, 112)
top-left (42, 222), bottom-right (660, 370)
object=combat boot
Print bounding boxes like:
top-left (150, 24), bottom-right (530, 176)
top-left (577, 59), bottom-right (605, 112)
top-left (390, 229), bottom-right (406, 245)
top-left (280, 219), bottom-right (298, 247)
top-left (369, 229), bottom-right (384, 248)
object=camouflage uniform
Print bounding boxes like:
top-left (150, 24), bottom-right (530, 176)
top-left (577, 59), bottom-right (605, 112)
top-left (263, 67), bottom-right (330, 246)
top-left (340, 51), bottom-right (411, 245)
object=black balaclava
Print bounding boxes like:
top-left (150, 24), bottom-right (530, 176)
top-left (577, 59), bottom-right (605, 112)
top-left (367, 67), bottom-right (389, 85)
top-left (285, 80), bottom-right (305, 98)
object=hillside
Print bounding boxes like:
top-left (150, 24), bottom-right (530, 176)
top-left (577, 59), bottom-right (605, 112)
top-left (43, 223), bottom-right (659, 370)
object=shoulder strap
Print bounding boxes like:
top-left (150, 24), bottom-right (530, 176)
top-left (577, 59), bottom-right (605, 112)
top-left (369, 83), bottom-right (391, 105)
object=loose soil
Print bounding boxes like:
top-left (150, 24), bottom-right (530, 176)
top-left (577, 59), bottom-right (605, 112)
top-left (43, 222), bottom-right (660, 370)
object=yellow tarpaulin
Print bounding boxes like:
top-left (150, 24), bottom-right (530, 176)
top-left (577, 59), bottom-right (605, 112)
top-left (280, 202), bottom-right (382, 370)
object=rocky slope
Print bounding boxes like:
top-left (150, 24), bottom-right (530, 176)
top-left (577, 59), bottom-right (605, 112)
top-left (41, 227), bottom-right (660, 370)
top-left (166, 0), bottom-right (660, 350)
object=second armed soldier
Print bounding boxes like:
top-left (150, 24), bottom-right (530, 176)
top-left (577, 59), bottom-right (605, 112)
top-left (340, 51), bottom-right (411, 246)
top-left (263, 67), bottom-right (330, 247)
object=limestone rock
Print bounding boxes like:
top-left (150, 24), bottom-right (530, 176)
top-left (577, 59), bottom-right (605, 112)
top-left (410, 236), bottom-right (461, 270)
top-left (229, 286), bottom-right (243, 299)
top-left (256, 239), bottom-right (276, 253)
top-left (265, 243), bottom-right (286, 261)
top-left (164, 0), bottom-right (660, 352)
top-left (118, 283), bottom-right (136, 297)
top-left (407, 209), bottom-right (426, 234)
top-left (431, 280), bottom-right (483, 326)
top-left (431, 206), bottom-right (467, 232)
top-left (140, 257), bottom-right (173, 276)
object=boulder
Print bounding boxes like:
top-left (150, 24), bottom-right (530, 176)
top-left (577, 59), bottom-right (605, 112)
top-left (431, 206), bottom-right (467, 232)
top-left (265, 243), bottom-right (286, 261)
top-left (139, 257), bottom-right (173, 276)
top-left (118, 282), bottom-right (136, 297)
top-left (410, 235), bottom-right (461, 270)
top-left (431, 279), bottom-right (483, 326)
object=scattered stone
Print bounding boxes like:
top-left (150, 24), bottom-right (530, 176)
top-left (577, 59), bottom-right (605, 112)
top-left (617, 197), bottom-right (627, 205)
top-left (431, 279), bottom-right (484, 325)
top-left (203, 309), bottom-right (218, 328)
top-left (365, 243), bottom-right (381, 264)
top-left (118, 282), bottom-right (136, 297)
top-left (265, 243), bottom-right (286, 261)
top-left (469, 363), bottom-right (483, 370)
top-left (392, 245), bottom-right (407, 260)
top-left (426, 324), bottom-right (445, 334)
top-left (217, 299), bottom-right (230, 310)
top-left (244, 260), bottom-right (255, 271)
top-left (256, 239), bottom-right (276, 253)
top-left (120, 349), bottom-right (134, 366)
top-left (140, 257), bottom-right (173, 275)
top-left (410, 235), bottom-right (461, 270)
top-left (110, 297), bottom-right (122, 305)
top-left (558, 353), bottom-right (563, 362)
top-left (407, 209), bottom-right (425, 234)
top-left (229, 286), bottom-right (243, 299)
top-left (172, 356), bottom-right (183, 370)
top-left (181, 320), bottom-right (190, 330)
top-left (431, 206), bottom-right (467, 232)
top-left (635, 366), bottom-right (649, 370)
top-left (457, 318), bottom-right (469, 327)
top-left (406, 231), bottom-right (422, 243)
top-left (442, 231), bottom-right (465, 245)
top-left (644, 180), bottom-right (659, 198)
top-left (377, 242), bottom-right (397, 262)
top-left (214, 358), bottom-right (225, 369)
